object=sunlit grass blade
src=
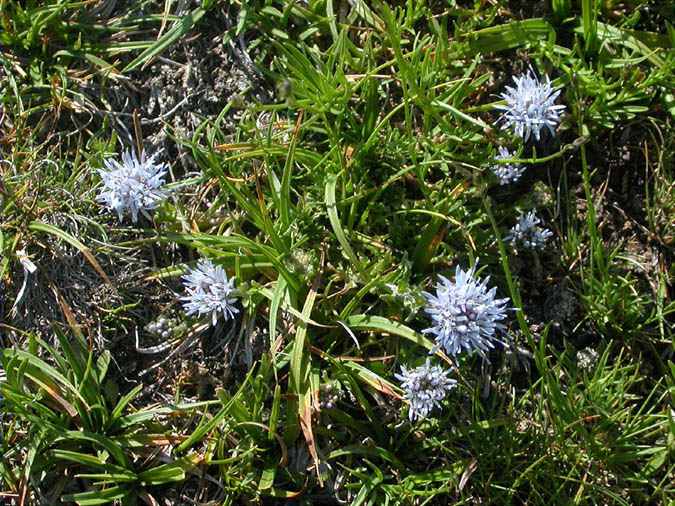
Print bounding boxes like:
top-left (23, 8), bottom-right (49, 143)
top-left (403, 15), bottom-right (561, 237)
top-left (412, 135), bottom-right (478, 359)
top-left (341, 361), bottom-right (401, 399)
top-left (325, 172), bottom-right (360, 268)
top-left (61, 486), bottom-right (130, 506)
top-left (463, 19), bottom-right (555, 54)
top-left (288, 269), bottom-right (321, 478)
top-left (343, 315), bottom-right (451, 365)
top-left (582, 0), bottom-right (599, 55)
top-left (159, 232), bottom-right (302, 294)
top-left (28, 221), bottom-right (112, 286)
top-left (279, 113), bottom-right (302, 229)
top-left (123, 5), bottom-right (209, 72)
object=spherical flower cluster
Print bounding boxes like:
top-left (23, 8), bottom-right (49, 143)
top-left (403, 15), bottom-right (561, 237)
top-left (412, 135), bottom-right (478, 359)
top-left (576, 347), bottom-right (599, 372)
top-left (506, 211), bottom-right (553, 249)
top-left (319, 382), bottom-right (344, 410)
top-left (97, 150), bottom-right (169, 223)
top-left (491, 146), bottom-right (526, 185)
top-left (145, 316), bottom-right (181, 339)
top-left (181, 259), bottom-right (239, 326)
top-left (395, 359), bottom-right (457, 422)
top-left (495, 69), bottom-right (565, 142)
top-left (423, 264), bottom-right (510, 357)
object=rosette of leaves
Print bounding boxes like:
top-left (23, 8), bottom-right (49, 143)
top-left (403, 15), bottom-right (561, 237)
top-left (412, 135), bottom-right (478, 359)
top-left (0, 330), bottom-right (201, 504)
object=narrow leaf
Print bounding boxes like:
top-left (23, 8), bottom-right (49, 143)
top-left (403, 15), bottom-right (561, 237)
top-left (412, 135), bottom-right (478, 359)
top-left (29, 221), bottom-right (112, 286)
top-left (342, 315), bottom-right (451, 364)
top-left (123, 6), bottom-right (207, 72)
top-left (325, 173), bottom-right (360, 267)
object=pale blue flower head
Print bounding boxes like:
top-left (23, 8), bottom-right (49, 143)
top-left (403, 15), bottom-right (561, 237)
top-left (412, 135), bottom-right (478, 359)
top-left (491, 146), bottom-right (525, 185)
top-left (97, 150), bottom-right (168, 223)
top-left (395, 359), bottom-right (456, 422)
top-left (181, 259), bottom-right (239, 326)
top-left (506, 211), bottom-right (553, 249)
top-left (423, 264), bottom-right (509, 357)
top-left (495, 69), bottom-right (565, 142)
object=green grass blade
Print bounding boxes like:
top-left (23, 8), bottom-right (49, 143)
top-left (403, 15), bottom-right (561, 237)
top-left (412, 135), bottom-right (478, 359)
top-left (412, 217), bottom-right (445, 273)
top-left (551, 0), bottom-right (571, 23)
top-left (341, 361), bottom-right (401, 400)
top-left (433, 100), bottom-right (488, 130)
top-left (28, 221), bottom-right (111, 285)
top-left (482, 196), bottom-right (531, 341)
top-left (279, 117), bottom-right (299, 229)
top-left (582, 0), bottom-right (599, 54)
top-left (342, 315), bottom-right (450, 364)
top-left (325, 173), bottom-right (360, 268)
top-left (61, 486), bottom-right (130, 506)
top-left (57, 430), bottom-right (130, 468)
top-left (3, 348), bottom-right (91, 410)
top-left (269, 277), bottom-right (288, 359)
top-left (175, 369), bottom-right (254, 453)
top-left (161, 232), bottom-right (301, 294)
top-left (463, 18), bottom-right (555, 54)
top-left (51, 450), bottom-right (137, 481)
top-left (109, 383), bottom-right (143, 424)
top-left (286, 270), bottom-right (320, 463)
top-left (123, 6), bottom-right (208, 72)
top-left (137, 461), bottom-right (189, 485)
